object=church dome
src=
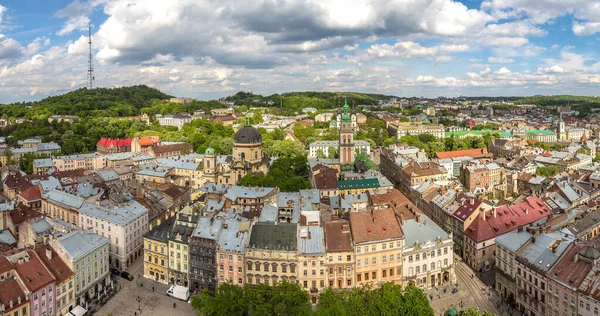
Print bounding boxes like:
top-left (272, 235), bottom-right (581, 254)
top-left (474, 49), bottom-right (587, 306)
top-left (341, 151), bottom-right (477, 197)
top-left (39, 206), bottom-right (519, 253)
top-left (204, 147), bottom-right (216, 155)
top-left (234, 126), bottom-right (262, 144)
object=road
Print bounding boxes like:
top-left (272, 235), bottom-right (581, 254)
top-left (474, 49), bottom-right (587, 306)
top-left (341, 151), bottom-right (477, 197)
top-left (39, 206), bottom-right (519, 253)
top-left (95, 258), bottom-right (196, 316)
top-left (429, 258), bottom-right (502, 315)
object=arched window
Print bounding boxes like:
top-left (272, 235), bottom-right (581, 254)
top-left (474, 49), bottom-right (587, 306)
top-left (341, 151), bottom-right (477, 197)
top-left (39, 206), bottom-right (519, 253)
top-left (415, 266), bottom-right (420, 274)
top-left (422, 264), bottom-right (427, 272)
top-left (255, 151), bottom-right (258, 159)
top-left (255, 262), bottom-right (261, 271)
top-left (206, 160), bottom-right (210, 168)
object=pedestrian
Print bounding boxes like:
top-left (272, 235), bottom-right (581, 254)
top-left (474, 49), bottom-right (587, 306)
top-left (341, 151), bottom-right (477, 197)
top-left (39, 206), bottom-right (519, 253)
top-left (152, 286), bottom-right (155, 292)
top-left (173, 302), bottom-right (176, 308)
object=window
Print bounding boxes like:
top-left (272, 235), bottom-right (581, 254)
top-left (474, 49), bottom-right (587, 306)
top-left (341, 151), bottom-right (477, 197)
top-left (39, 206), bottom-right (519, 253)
top-left (389, 242), bottom-right (393, 249)
top-left (382, 244), bottom-right (387, 250)
top-left (329, 256), bottom-right (333, 262)
top-left (347, 255), bottom-right (351, 261)
top-left (357, 247), bottom-right (361, 254)
top-left (415, 254), bottom-right (420, 261)
top-left (409, 255), bottom-right (413, 262)
top-left (390, 254), bottom-right (394, 262)
top-left (357, 259), bottom-right (361, 267)
top-left (431, 263), bottom-right (435, 270)
top-left (383, 256), bottom-right (387, 263)
top-left (372, 257), bottom-right (376, 265)
top-left (357, 274), bottom-right (362, 282)
top-left (383, 270), bottom-right (387, 278)
top-left (422, 264), bottom-right (427, 272)
top-left (219, 254), bottom-right (224, 260)
top-left (371, 245), bottom-right (376, 252)
top-left (365, 273), bottom-right (369, 281)
top-left (372, 272), bottom-right (376, 279)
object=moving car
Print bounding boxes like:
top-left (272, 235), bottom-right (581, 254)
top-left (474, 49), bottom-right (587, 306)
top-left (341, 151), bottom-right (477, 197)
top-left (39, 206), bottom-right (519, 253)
top-left (166, 285), bottom-right (190, 301)
top-left (121, 271), bottom-right (134, 281)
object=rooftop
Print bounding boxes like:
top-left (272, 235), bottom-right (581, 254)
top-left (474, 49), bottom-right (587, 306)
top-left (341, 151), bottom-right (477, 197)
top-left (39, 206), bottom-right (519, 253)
top-left (349, 209), bottom-right (404, 244)
top-left (324, 220), bottom-right (353, 253)
top-left (58, 231), bottom-right (109, 261)
top-left (248, 222), bottom-right (297, 251)
top-left (298, 226), bottom-right (325, 255)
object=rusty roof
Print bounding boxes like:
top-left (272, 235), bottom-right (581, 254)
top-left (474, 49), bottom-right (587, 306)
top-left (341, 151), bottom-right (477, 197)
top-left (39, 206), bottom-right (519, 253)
top-left (349, 209), bottom-right (404, 244)
top-left (34, 247), bottom-right (74, 285)
top-left (324, 220), bottom-right (353, 252)
top-left (12, 250), bottom-right (56, 292)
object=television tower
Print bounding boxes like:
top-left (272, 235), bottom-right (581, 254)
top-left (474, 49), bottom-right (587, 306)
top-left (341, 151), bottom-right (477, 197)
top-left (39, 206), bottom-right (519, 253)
top-left (87, 23), bottom-right (95, 89)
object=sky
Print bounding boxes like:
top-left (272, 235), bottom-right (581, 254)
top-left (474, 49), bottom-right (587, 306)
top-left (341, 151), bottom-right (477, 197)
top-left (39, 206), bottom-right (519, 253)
top-left (0, 0), bottom-right (599, 103)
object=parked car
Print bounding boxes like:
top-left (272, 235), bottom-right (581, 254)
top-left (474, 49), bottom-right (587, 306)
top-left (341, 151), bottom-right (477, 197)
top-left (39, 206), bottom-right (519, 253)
top-left (121, 271), bottom-right (134, 281)
top-left (110, 268), bottom-right (121, 275)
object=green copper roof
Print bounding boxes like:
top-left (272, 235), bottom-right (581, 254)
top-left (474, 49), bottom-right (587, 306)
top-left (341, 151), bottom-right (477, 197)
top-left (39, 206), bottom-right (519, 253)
top-left (526, 129), bottom-right (556, 136)
top-left (498, 131), bottom-right (512, 137)
top-left (204, 147), bottom-right (216, 155)
top-left (338, 178), bottom-right (380, 190)
top-left (341, 98), bottom-right (352, 123)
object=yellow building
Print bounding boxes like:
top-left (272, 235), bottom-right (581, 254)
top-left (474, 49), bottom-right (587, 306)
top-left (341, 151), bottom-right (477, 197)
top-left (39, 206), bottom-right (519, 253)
top-left (324, 220), bottom-right (355, 289)
top-left (297, 226), bottom-right (326, 304)
top-left (143, 216), bottom-right (175, 284)
top-left (245, 222), bottom-right (298, 286)
top-left (349, 209), bottom-right (404, 288)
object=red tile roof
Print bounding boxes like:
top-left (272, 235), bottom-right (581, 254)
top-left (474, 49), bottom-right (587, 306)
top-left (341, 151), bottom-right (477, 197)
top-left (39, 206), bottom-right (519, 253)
top-left (0, 279), bottom-right (27, 310)
top-left (12, 250), bottom-right (56, 292)
top-left (34, 247), bottom-right (74, 285)
top-left (435, 147), bottom-right (488, 159)
top-left (18, 185), bottom-right (41, 202)
top-left (3, 172), bottom-right (32, 191)
top-left (349, 209), bottom-right (404, 244)
top-left (464, 196), bottom-right (551, 243)
top-left (0, 256), bottom-right (13, 274)
top-left (97, 138), bottom-right (132, 147)
top-left (324, 220), bottom-right (353, 252)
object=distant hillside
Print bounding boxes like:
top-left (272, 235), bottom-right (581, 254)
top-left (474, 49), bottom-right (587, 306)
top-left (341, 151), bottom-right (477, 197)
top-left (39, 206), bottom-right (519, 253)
top-left (225, 91), bottom-right (399, 115)
top-left (0, 85), bottom-right (173, 119)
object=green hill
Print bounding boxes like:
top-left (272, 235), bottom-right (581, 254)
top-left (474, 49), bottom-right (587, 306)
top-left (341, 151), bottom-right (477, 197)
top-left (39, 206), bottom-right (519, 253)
top-left (0, 85), bottom-right (173, 119)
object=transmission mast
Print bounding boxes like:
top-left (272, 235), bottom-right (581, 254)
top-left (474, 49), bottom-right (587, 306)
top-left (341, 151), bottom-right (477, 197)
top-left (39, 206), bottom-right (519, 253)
top-left (87, 23), bottom-right (95, 89)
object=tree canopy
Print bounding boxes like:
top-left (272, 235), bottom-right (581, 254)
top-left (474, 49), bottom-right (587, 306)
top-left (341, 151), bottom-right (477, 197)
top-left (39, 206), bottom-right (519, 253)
top-left (238, 156), bottom-right (310, 192)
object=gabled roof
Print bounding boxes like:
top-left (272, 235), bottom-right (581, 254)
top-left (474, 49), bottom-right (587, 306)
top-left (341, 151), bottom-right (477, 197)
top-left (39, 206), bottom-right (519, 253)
top-left (464, 196), bottom-right (552, 243)
top-left (12, 250), bottom-right (56, 292)
top-left (34, 247), bottom-right (74, 284)
top-left (18, 185), bottom-right (41, 202)
top-left (324, 220), bottom-right (353, 252)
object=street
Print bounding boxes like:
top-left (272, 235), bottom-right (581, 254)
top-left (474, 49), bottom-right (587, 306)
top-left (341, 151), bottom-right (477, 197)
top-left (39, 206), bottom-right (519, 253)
top-left (95, 259), bottom-right (196, 316)
top-left (428, 258), bottom-right (503, 316)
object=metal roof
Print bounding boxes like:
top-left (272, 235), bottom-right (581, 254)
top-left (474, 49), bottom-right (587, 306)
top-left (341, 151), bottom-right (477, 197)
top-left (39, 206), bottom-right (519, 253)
top-left (298, 226), bottom-right (325, 255)
top-left (193, 217), bottom-right (222, 240)
top-left (79, 201), bottom-right (148, 226)
top-left (58, 231), bottom-right (109, 261)
top-left (520, 232), bottom-right (574, 271)
top-left (217, 220), bottom-right (250, 253)
top-left (402, 213), bottom-right (448, 247)
top-left (338, 178), bottom-right (380, 190)
top-left (495, 230), bottom-right (533, 253)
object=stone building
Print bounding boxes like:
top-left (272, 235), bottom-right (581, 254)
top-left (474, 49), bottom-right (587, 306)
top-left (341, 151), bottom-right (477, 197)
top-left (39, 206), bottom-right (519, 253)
top-left (324, 220), bottom-right (355, 290)
top-left (189, 217), bottom-right (222, 296)
top-left (245, 222), bottom-right (298, 287)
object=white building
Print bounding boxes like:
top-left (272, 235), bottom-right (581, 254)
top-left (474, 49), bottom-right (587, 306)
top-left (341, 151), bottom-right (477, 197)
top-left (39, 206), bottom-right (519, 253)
top-left (78, 201), bottom-right (149, 270)
top-left (308, 140), bottom-right (371, 158)
top-left (157, 114), bottom-right (193, 130)
top-left (401, 213), bottom-right (455, 289)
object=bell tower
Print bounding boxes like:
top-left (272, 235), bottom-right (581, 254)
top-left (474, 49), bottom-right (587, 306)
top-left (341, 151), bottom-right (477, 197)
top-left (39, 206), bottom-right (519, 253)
top-left (339, 98), bottom-right (355, 165)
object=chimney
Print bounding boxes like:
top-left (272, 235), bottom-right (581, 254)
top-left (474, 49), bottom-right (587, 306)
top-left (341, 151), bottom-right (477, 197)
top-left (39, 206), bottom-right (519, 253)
top-left (525, 208), bottom-right (529, 214)
top-left (416, 214), bottom-right (421, 223)
top-left (481, 209), bottom-right (486, 221)
top-left (492, 208), bottom-right (497, 218)
top-left (45, 248), bottom-right (52, 260)
top-left (470, 198), bottom-right (475, 205)
top-left (532, 236), bottom-right (536, 243)
top-left (545, 226), bottom-right (551, 233)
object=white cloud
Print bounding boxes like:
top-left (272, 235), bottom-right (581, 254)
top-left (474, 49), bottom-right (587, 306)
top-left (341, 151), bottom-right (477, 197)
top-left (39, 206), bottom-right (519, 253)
top-left (433, 56), bottom-right (453, 65)
top-left (0, 5), bottom-right (6, 23)
top-left (488, 57), bottom-right (514, 63)
top-left (573, 22), bottom-right (600, 36)
top-left (537, 65), bottom-right (565, 74)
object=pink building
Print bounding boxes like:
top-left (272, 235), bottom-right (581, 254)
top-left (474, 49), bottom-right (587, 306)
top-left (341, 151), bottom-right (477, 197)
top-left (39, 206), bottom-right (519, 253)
top-left (52, 153), bottom-right (106, 171)
top-left (10, 250), bottom-right (56, 316)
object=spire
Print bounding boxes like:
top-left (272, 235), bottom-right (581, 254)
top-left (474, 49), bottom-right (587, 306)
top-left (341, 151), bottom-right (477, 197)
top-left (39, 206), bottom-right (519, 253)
top-left (341, 97), bottom-right (351, 122)
top-left (245, 115), bottom-right (250, 126)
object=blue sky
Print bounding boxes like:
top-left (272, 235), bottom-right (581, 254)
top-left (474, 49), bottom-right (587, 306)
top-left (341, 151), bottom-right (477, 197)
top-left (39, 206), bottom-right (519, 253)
top-left (0, 0), bottom-right (599, 103)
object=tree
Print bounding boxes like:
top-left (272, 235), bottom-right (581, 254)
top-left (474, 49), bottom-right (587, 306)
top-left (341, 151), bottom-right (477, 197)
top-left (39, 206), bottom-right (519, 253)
top-left (264, 140), bottom-right (306, 158)
top-left (536, 165), bottom-right (559, 177)
top-left (577, 148), bottom-right (588, 155)
top-left (271, 128), bottom-right (285, 141)
top-left (235, 105), bottom-right (248, 113)
top-left (191, 282), bottom-right (248, 316)
top-left (316, 149), bottom-right (327, 159)
top-left (327, 146), bottom-right (338, 159)
top-left (253, 111), bottom-right (263, 124)
top-left (316, 283), bottom-right (434, 316)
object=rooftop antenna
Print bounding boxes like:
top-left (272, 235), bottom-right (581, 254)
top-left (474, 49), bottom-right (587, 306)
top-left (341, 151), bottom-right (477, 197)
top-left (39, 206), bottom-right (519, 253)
top-left (87, 23), bottom-right (95, 89)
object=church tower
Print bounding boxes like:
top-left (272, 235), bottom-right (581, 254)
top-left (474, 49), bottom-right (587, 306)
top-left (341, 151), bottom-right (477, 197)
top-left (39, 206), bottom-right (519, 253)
top-left (339, 98), bottom-right (355, 165)
top-left (557, 112), bottom-right (566, 140)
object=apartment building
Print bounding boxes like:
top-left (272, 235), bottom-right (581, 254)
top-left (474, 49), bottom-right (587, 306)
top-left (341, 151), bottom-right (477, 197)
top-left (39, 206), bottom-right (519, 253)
top-left (52, 153), bottom-right (106, 172)
top-left (297, 226), bottom-right (326, 304)
top-left (245, 222), bottom-right (298, 286)
top-left (143, 216), bottom-right (175, 285)
top-left (515, 232), bottom-right (574, 316)
top-left (324, 220), bottom-right (355, 290)
top-left (168, 206), bottom-right (198, 287)
top-left (42, 190), bottom-right (85, 226)
top-left (308, 140), bottom-right (371, 158)
top-left (9, 250), bottom-right (56, 316)
top-left (349, 209), bottom-right (404, 288)
top-left (463, 196), bottom-right (552, 271)
top-left (78, 201), bottom-right (148, 269)
top-left (34, 247), bottom-right (75, 316)
top-left (399, 160), bottom-right (447, 193)
top-left (494, 230), bottom-right (533, 308)
top-left (189, 217), bottom-right (222, 296)
top-left (401, 213), bottom-right (455, 289)
top-left (157, 114), bottom-right (193, 130)
top-left (460, 161), bottom-right (503, 192)
top-left (53, 232), bottom-right (110, 308)
top-left (215, 220), bottom-right (250, 287)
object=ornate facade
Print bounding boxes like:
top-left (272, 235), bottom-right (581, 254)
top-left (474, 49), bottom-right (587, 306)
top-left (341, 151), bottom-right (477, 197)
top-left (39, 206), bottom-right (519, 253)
top-left (202, 122), bottom-right (270, 185)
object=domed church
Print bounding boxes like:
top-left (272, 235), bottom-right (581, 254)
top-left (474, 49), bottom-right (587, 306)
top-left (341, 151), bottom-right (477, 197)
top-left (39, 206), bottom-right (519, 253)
top-left (202, 119), bottom-right (270, 185)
